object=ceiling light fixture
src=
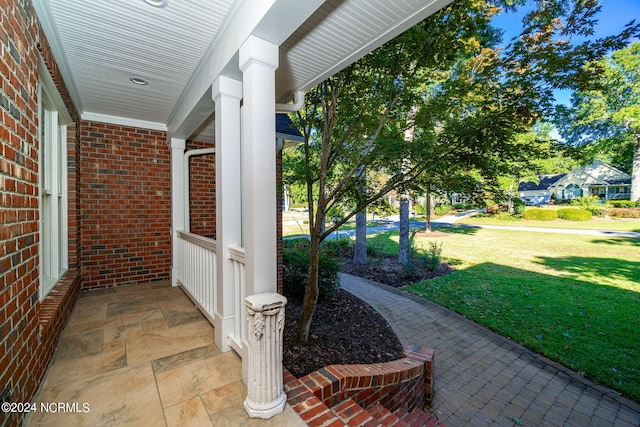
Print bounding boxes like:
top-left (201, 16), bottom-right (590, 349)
top-left (143, 0), bottom-right (168, 8)
top-left (129, 77), bottom-right (149, 86)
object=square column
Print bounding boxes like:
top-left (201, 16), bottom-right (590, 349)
top-left (170, 137), bottom-right (186, 286)
top-left (212, 76), bottom-right (243, 352)
top-left (239, 36), bottom-right (279, 297)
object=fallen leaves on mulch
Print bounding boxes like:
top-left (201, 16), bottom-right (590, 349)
top-left (283, 289), bottom-right (404, 378)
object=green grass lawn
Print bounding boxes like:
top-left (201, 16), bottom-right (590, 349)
top-left (365, 227), bottom-right (640, 401)
top-left (460, 215), bottom-right (640, 232)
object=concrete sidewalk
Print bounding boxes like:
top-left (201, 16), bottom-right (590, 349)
top-left (340, 273), bottom-right (640, 426)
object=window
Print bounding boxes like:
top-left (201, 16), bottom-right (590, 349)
top-left (39, 65), bottom-right (70, 300)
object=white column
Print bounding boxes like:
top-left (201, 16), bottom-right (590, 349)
top-left (243, 293), bottom-right (287, 418)
top-left (212, 76), bottom-right (243, 353)
top-left (170, 137), bottom-right (186, 286)
top-left (239, 36), bottom-right (279, 297)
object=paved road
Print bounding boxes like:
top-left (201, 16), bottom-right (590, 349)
top-left (286, 209), bottom-right (640, 239)
top-left (341, 273), bottom-right (640, 426)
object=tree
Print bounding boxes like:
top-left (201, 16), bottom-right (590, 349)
top-left (289, 0), bottom-right (640, 343)
top-left (555, 42), bottom-right (640, 200)
top-left (291, 0), bottom-right (499, 343)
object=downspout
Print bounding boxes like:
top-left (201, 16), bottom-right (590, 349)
top-left (184, 148), bottom-right (216, 232)
top-left (275, 90), bottom-right (304, 113)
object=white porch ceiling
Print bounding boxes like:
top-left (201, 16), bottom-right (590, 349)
top-left (34, 0), bottom-right (452, 142)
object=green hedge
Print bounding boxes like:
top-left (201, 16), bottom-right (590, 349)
top-left (608, 200), bottom-right (638, 208)
top-left (434, 203), bottom-right (452, 216)
top-left (523, 208), bottom-right (558, 221)
top-left (557, 208), bottom-right (592, 221)
top-left (283, 239), bottom-right (340, 300)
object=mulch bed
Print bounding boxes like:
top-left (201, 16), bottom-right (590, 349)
top-left (341, 255), bottom-right (455, 288)
top-left (283, 289), bottom-right (405, 378)
top-left (283, 252), bottom-right (455, 378)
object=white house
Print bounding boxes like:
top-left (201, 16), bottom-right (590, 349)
top-left (518, 160), bottom-right (632, 204)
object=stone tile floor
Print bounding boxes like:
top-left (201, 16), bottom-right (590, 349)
top-left (27, 281), bottom-right (304, 427)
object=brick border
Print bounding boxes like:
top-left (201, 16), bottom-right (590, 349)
top-left (285, 344), bottom-right (434, 425)
top-left (38, 269), bottom-right (80, 342)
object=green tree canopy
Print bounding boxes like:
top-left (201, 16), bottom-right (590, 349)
top-left (555, 42), bottom-right (640, 200)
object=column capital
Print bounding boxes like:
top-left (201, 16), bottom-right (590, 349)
top-left (170, 137), bottom-right (186, 150)
top-left (239, 35), bottom-right (279, 72)
top-left (212, 76), bottom-right (243, 102)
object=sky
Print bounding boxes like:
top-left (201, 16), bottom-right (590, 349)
top-left (491, 0), bottom-right (640, 106)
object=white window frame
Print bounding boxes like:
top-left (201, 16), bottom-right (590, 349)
top-left (38, 58), bottom-right (71, 300)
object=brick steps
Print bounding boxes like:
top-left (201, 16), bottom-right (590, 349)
top-left (331, 398), bottom-right (376, 426)
top-left (394, 407), bottom-right (443, 427)
top-left (285, 369), bottom-right (444, 427)
top-left (368, 403), bottom-right (404, 426)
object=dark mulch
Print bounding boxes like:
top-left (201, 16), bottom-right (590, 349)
top-left (341, 255), bottom-right (455, 288)
top-left (283, 289), bottom-right (404, 378)
top-left (283, 247), bottom-right (455, 378)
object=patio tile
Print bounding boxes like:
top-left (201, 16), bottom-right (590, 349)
top-left (164, 396), bottom-right (214, 427)
top-left (54, 329), bottom-right (103, 361)
top-left (155, 351), bottom-right (241, 408)
top-left (63, 316), bottom-right (122, 337)
top-left (43, 345), bottom-right (127, 388)
top-left (151, 344), bottom-right (220, 375)
top-left (125, 319), bottom-right (213, 366)
top-left (163, 309), bottom-right (207, 328)
top-left (28, 364), bottom-right (164, 427)
top-left (200, 380), bottom-right (247, 415)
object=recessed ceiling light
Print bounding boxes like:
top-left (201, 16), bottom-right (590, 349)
top-left (129, 77), bottom-right (149, 86)
top-left (144, 0), bottom-right (168, 8)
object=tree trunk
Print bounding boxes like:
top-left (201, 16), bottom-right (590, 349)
top-left (631, 140), bottom-right (640, 202)
top-left (398, 195), bottom-right (410, 265)
top-left (507, 185), bottom-right (514, 215)
top-left (354, 209), bottom-right (367, 264)
top-left (296, 228), bottom-right (322, 343)
top-left (425, 190), bottom-right (432, 233)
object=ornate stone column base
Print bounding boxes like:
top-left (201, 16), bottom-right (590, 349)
top-left (243, 293), bottom-right (287, 419)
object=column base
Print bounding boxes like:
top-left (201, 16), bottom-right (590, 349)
top-left (243, 391), bottom-right (286, 419)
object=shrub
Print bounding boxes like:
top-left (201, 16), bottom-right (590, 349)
top-left (494, 212), bottom-right (521, 221)
top-left (321, 237), bottom-right (352, 257)
top-left (557, 208), bottom-right (592, 221)
top-left (608, 208), bottom-right (640, 219)
top-left (608, 200), bottom-right (636, 209)
top-left (366, 240), bottom-right (385, 257)
top-left (523, 208), bottom-right (558, 221)
top-left (434, 203), bottom-right (452, 216)
top-left (414, 204), bottom-right (427, 215)
top-left (423, 241), bottom-right (443, 270)
top-left (486, 204), bottom-right (508, 215)
top-left (513, 198), bottom-right (526, 215)
top-left (283, 243), bottom-right (340, 300)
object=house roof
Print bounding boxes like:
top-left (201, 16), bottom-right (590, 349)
top-left (276, 114), bottom-right (303, 139)
top-left (518, 174), bottom-right (566, 191)
top-left (33, 0), bottom-right (453, 143)
top-left (518, 160), bottom-right (632, 192)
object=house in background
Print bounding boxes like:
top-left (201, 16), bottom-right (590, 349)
top-left (1, 0), bottom-right (453, 425)
top-left (518, 160), bottom-right (632, 205)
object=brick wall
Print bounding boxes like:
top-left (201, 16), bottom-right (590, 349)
top-left (0, 2), bottom-right (81, 426)
top-left (186, 140), bottom-right (215, 238)
top-left (79, 121), bottom-right (171, 290)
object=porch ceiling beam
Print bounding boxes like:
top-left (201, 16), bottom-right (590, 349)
top-left (167, 0), bottom-right (325, 141)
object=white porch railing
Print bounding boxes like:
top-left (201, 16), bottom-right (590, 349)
top-left (176, 230), bottom-right (217, 324)
top-left (228, 245), bottom-right (246, 354)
